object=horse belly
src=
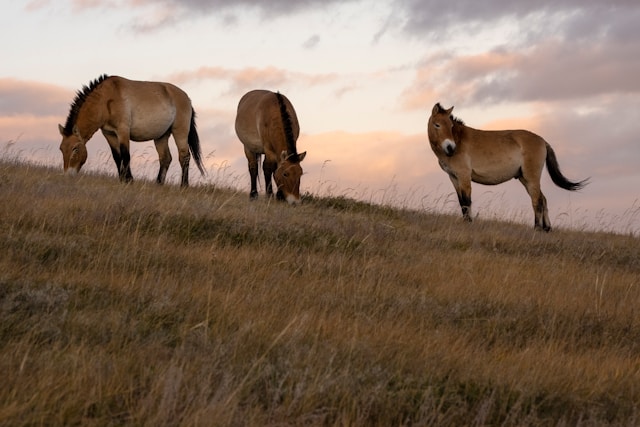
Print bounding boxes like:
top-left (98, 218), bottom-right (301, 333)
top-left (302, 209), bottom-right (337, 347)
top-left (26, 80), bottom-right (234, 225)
top-left (471, 161), bottom-right (521, 185)
top-left (129, 107), bottom-right (176, 141)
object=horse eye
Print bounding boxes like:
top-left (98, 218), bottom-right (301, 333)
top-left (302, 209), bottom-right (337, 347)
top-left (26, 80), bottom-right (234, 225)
top-left (283, 172), bottom-right (289, 178)
top-left (434, 123), bottom-right (441, 129)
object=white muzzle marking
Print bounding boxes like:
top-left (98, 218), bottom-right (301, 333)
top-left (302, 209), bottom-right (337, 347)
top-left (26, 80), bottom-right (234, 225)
top-left (442, 138), bottom-right (456, 156)
top-left (286, 194), bottom-right (300, 205)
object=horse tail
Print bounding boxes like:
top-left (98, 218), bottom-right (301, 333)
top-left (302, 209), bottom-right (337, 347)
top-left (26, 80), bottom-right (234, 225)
top-left (275, 92), bottom-right (298, 162)
top-left (188, 107), bottom-right (205, 175)
top-left (545, 142), bottom-right (588, 191)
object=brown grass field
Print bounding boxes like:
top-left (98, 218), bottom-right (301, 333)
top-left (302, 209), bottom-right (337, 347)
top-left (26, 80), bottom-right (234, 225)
top-left (1, 157), bottom-right (639, 426)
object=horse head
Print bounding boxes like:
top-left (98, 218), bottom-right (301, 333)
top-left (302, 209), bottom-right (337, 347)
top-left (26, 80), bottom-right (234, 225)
top-left (58, 124), bottom-right (88, 174)
top-left (274, 150), bottom-right (307, 204)
top-left (428, 103), bottom-right (457, 157)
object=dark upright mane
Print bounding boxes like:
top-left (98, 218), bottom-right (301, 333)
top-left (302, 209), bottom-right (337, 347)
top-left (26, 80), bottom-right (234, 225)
top-left (62, 74), bottom-right (110, 136)
top-left (275, 91), bottom-right (299, 162)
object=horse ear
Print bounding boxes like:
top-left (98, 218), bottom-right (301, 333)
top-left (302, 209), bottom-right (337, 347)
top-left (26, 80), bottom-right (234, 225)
top-left (446, 106), bottom-right (455, 115)
top-left (281, 150), bottom-right (288, 162)
top-left (432, 104), bottom-right (441, 115)
top-left (58, 124), bottom-right (65, 136)
top-left (297, 151), bottom-right (306, 162)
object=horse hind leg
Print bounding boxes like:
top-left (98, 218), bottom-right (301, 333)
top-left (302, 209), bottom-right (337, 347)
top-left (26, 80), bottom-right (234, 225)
top-left (178, 147), bottom-right (191, 187)
top-left (170, 130), bottom-right (192, 187)
top-left (154, 135), bottom-right (172, 185)
top-left (519, 177), bottom-right (551, 231)
top-left (539, 192), bottom-right (551, 231)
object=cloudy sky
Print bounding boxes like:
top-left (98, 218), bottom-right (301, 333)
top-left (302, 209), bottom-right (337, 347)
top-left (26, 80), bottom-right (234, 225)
top-left (2, 1), bottom-right (639, 234)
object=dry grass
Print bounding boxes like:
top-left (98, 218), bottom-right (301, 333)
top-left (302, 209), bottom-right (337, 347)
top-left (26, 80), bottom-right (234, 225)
top-left (1, 158), bottom-right (639, 426)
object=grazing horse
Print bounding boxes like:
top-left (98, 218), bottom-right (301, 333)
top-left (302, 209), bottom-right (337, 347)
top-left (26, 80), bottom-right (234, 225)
top-left (235, 89), bottom-right (306, 204)
top-left (428, 103), bottom-right (588, 231)
top-left (58, 74), bottom-right (205, 186)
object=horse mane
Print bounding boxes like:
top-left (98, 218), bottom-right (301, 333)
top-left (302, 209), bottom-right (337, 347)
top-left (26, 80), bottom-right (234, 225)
top-left (275, 91), bottom-right (299, 162)
top-left (62, 74), bottom-right (110, 136)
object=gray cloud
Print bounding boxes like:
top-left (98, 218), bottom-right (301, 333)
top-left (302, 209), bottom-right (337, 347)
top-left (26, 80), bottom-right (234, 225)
top-left (398, 0), bottom-right (640, 108)
top-left (392, 1), bottom-right (639, 42)
top-left (68, 0), bottom-right (361, 31)
top-left (302, 34), bottom-right (321, 50)
top-left (473, 43), bottom-right (640, 103)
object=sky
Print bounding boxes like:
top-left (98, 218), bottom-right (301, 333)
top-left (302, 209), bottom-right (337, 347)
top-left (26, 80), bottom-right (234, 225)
top-left (2, 0), bottom-right (639, 235)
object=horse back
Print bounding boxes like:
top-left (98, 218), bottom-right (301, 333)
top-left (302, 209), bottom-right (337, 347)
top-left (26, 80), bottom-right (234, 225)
top-left (102, 76), bottom-right (192, 140)
top-left (462, 127), bottom-right (546, 156)
top-left (235, 90), bottom-right (300, 156)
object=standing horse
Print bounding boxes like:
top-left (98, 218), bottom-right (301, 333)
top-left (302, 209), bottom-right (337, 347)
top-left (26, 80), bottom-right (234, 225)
top-left (235, 90), bottom-right (306, 204)
top-left (58, 74), bottom-right (205, 186)
top-left (428, 103), bottom-right (588, 231)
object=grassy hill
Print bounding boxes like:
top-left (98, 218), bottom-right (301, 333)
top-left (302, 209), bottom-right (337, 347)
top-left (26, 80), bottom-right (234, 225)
top-left (1, 159), bottom-right (638, 426)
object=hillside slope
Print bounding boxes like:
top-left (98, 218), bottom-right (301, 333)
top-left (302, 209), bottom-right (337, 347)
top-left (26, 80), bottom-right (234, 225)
top-left (1, 160), bottom-right (639, 426)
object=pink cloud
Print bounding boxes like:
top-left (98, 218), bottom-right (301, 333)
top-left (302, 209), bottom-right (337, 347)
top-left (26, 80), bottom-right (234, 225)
top-left (0, 78), bottom-right (70, 116)
top-left (168, 66), bottom-right (340, 95)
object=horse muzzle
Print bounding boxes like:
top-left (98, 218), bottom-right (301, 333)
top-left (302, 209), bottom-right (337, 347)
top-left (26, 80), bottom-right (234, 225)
top-left (443, 139), bottom-right (456, 156)
top-left (64, 167), bottom-right (80, 176)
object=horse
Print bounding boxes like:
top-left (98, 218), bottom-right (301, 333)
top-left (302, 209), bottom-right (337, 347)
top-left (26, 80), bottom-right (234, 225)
top-left (427, 103), bottom-right (589, 231)
top-left (58, 74), bottom-right (205, 187)
top-left (235, 89), bottom-right (306, 204)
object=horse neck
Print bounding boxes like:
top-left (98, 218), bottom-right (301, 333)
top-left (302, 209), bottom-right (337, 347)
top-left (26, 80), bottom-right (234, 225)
top-left (452, 121), bottom-right (466, 144)
top-left (75, 90), bottom-right (106, 140)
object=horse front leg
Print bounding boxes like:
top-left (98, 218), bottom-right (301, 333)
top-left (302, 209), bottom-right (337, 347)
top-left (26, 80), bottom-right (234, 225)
top-left (112, 129), bottom-right (133, 183)
top-left (103, 130), bottom-right (132, 183)
top-left (449, 174), bottom-right (472, 222)
top-left (263, 158), bottom-right (277, 198)
top-left (120, 143), bottom-right (133, 183)
top-left (245, 149), bottom-right (259, 200)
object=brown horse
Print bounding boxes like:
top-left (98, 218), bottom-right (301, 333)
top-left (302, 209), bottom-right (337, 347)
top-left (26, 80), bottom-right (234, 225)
top-left (235, 90), bottom-right (306, 204)
top-left (428, 103), bottom-right (588, 231)
top-left (58, 74), bottom-right (204, 186)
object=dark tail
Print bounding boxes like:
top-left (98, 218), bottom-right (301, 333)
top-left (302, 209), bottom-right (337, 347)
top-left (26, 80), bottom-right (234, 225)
top-left (275, 92), bottom-right (298, 162)
top-left (188, 107), bottom-right (205, 175)
top-left (545, 142), bottom-right (588, 191)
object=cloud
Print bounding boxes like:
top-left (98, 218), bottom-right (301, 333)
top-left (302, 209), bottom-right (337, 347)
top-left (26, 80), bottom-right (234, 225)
top-left (0, 79), bottom-right (74, 163)
top-left (132, 0), bottom-right (357, 17)
top-left (302, 34), bottom-right (320, 50)
top-left (37, 0), bottom-right (361, 31)
top-left (167, 66), bottom-right (341, 95)
top-left (401, 38), bottom-right (640, 109)
top-left (392, 1), bottom-right (640, 42)
top-left (0, 79), bottom-right (71, 116)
